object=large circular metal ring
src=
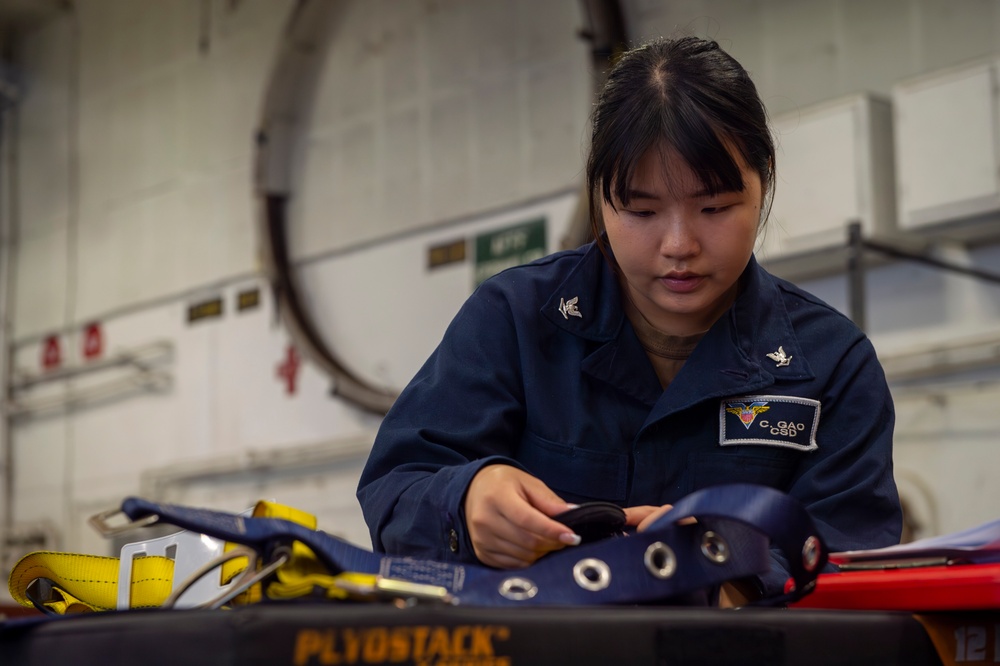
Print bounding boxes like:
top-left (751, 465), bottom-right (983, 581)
top-left (643, 541), bottom-right (677, 579)
top-left (700, 530), bottom-right (730, 564)
top-left (499, 577), bottom-right (538, 601)
top-left (802, 535), bottom-right (821, 572)
top-left (572, 558), bottom-right (611, 592)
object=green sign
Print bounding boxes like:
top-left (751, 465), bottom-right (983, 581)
top-left (474, 218), bottom-right (547, 285)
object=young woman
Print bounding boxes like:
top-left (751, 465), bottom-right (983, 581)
top-left (356, 36), bottom-right (901, 603)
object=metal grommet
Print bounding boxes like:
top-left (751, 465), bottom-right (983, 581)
top-left (643, 541), bottom-right (677, 579)
top-left (700, 530), bottom-right (729, 564)
top-left (802, 535), bottom-right (821, 572)
top-left (572, 558), bottom-right (611, 592)
top-left (499, 577), bottom-right (538, 601)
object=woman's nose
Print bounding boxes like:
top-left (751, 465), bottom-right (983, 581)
top-left (659, 217), bottom-right (699, 258)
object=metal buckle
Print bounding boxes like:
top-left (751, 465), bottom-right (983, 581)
top-left (24, 578), bottom-right (61, 616)
top-left (373, 577), bottom-right (455, 604)
top-left (164, 545), bottom-right (291, 610)
top-left (116, 527), bottom-right (234, 610)
top-left (89, 503), bottom-right (257, 610)
top-left (88, 508), bottom-right (160, 537)
top-left (330, 575), bottom-right (456, 605)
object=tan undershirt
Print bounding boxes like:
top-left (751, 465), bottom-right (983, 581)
top-left (623, 296), bottom-right (706, 389)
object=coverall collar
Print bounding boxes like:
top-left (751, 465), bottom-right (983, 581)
top-left (541, 242), bottom-right (626, 342)
top-left (649, 254), bottom-right (817, 421)
top-left (729, 254), bottom-right (815, 384)
top-left (541, 245), bottom-right (815, 411)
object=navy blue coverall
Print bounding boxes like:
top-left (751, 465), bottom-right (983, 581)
top-left (357, 241), bottom-right (902, 597)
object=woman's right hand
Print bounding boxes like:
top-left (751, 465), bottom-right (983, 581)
top-left (464, 464), bottom-right (581, 569)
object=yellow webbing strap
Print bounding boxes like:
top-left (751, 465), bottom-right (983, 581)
top-left (245, 501), bottom-right (373, 601)
top-left (220, 500), bottom-right (317, 586)
top-left (7, 500), bottom-right (324, 614)
top-left (267, 551), bottom-right (377, 601)
top-left (36, 585), bottom-right (96, 615)
top-left (213, 500), bottom-right (375, 603)
top-left (8, 551), bottom-right (175, 612)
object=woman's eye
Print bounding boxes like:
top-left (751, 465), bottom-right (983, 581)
top-left (625, 209), bottom-right (655, 218)
top-left (702, 205), bottom-right (732, 215)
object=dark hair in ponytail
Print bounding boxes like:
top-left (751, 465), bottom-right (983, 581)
top-left (586, 36), bottom-right (775, 248)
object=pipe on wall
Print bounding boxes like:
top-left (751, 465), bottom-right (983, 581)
top-left (0, 36), bottom-right (22, 565)
top-left (256, 0), bottom-right (631, 414)
top-left (254, 0), bottom-right (398, 415)
top-left (561, 0), bottom-right (629, 251)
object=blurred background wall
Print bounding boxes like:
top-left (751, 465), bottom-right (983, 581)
top-left (1, 0), bottom-right (999, 599)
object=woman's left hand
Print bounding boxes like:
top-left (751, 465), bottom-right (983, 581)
top-left (623, 504), bottom-right (673, 531)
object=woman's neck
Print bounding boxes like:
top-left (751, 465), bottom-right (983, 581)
top-left (620, 278), bottom-right (738, 337)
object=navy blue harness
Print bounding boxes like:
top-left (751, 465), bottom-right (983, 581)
top-left (119, 483), bottom-right (825, 607)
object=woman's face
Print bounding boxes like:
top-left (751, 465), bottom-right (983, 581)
top-left (602, 143), bottom-right (762, 336)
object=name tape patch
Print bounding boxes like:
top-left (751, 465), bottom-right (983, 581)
top-left (719, 395), bottom-right (820, 451)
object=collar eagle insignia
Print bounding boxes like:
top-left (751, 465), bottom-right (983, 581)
top-left (766, 346), bottom-right (792, 367)
top-left (558, 296), bottom-right (582, 320)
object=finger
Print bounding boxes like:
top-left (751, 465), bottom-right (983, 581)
top-left (623, 505), bottom-right (661, 527)
top-left (476, 475), bottom-right (580, 548)
top-left (473, 522), bottom-right (559, 568)
top-left (637, 508), bottom-right (699, 532)
top-left (467, 487), bottom-right (577, 550)
top-left (525, 481), bottom-right (582, 518)
top-left (494, 509), bottom-right (580, 558)
top-left (520, 481), bottom-right (577, 519)
top-left (499, 499), bottom-right (580, 548)
top-left (475, 537), bottom-right (545, 568)
top-left (464, 466), bottom-right (581, 566)
top-left (636, 504), bottom-right (674, 532)
top-left (476, 548), bottom-right (536, 570)
top-left (469, 504), bottom-right (574, 567)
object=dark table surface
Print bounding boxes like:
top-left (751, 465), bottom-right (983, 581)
top-left (0, 602), bottom-right (945, 665)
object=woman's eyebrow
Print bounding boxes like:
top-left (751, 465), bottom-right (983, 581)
top-left (690, 186), bottom-right (742, 198)
top-left (624, 188), bottom-right (660, 201)
top-left (622, 185), bottom-right (744, 201)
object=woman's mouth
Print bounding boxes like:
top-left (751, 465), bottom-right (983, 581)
top-left (659, 272), bottom-right (704, 293)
